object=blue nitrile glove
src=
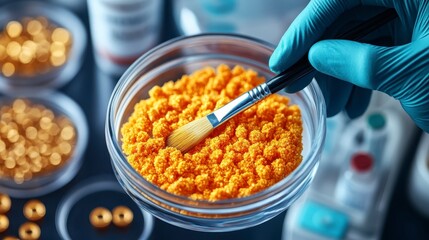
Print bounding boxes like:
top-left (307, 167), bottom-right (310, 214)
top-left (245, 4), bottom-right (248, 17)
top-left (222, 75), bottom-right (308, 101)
top-left (269, 0), bottom-right (429, 132)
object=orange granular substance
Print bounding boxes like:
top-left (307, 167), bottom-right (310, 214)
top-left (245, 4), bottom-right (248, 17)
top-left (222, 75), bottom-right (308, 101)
top-left (121, 65), bottom-right (303, 201)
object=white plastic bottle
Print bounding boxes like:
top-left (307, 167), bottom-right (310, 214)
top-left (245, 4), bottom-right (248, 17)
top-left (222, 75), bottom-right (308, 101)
top-left (87, 0), bottom-right (163, 77)
top-left (364, 112), bottom-right (388, 168)
top-left (335, 152), bottom-right (379, 213)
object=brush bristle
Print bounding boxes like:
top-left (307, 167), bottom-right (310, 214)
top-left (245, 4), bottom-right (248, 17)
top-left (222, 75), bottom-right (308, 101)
top-left (167, 117), bottom-right (214, 152)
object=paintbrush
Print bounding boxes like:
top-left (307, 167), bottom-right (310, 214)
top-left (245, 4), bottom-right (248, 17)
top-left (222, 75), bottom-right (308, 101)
top-left (167, 9), bottom-right (397, 152)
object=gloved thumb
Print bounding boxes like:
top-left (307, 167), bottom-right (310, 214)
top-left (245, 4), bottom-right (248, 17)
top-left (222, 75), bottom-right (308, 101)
top-left (309, 39), bottom-right (429, 98)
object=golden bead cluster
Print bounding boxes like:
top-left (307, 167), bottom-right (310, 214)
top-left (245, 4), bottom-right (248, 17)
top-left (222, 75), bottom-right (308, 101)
top-left (90, 206), bottom-right (134, 229)
top-left (0, 98), bottom-right (76, 184)
top-left (0, 17), bottom-right (72, 77)
top-left (0, 193), bottom-right (45, 240)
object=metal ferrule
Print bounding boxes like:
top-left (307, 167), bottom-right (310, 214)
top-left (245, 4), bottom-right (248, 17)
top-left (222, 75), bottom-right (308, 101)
top-left (207, 83), bottom-right (271, 128)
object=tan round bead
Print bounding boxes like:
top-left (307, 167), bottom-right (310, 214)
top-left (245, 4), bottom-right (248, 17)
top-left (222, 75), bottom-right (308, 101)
top-left (58, 142), bottom-right (71, 155)
top-left (25, 126), bottom-right (38, 140)
top-left (6, 41), bottom-right (21, 58)
top-left (7, 129), bottom-right (19, 142)
top-left (2, 62), bottom-right (15, 77)
top-left (26, 20), bottom-right (43, 36)
top-left (0, 194), bottom-right (11, 214)
top-left (14, 172), bottom-right (25, 184)
top-left (0, 140), bottom-right (5, 152)
top-left (51, 28), bottom-right (71, 45)
top-left (12, 99), bottom-right (27, 112)
top-left (90, 207), bottom-right (112, 228)
top-left (23, 199), bottom-right (46, 221)
top-left (112, 206), bottom-right (134, 227)
top-left (19, 49), bottom-right (34, 64)
top-left (60, 126), bottom-right (74, 140)
top-left (3, 236), bottom-right (20, 240)
top-left (19, 222), bottom-right (41, 240)
top-left (4, 159), bottom-right (16, 169)
top-left (50, 53), bottom-right (66, 67)
top-left (6, 21), bottom-right (23, 38)
top-left (0, 214), bottom-right (9, 233)
top-left (49, 152), bottom-right (62, 166)
top-left (50, 42), bottom-right (65, 54)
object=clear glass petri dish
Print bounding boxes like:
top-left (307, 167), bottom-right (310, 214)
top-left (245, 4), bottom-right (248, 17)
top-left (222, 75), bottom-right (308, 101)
top-left (0, 1), bottom-right (87, 93)
top-left (106, 34), bottom-right (326, 232)
top-left (56, 177), bottom-right (154, 240)
top-left (0, 91), bottom-right (88, 198)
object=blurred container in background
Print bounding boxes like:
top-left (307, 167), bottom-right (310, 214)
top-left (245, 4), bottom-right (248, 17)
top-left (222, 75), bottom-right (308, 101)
top-left (173, 0), bottom-right (309, 44)
top-left (87, 0), bottom-right (163, 77)
top-left (408, 133), bottom-right (429, 218)
top-left (0, 0), bottom-right (87, 92)
top-left (50, 0), bottom-right (87, 13)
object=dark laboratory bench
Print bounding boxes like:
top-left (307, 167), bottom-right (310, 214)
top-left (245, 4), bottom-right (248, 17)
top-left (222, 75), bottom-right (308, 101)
top-left (1, 0), bottom-right (428, 239)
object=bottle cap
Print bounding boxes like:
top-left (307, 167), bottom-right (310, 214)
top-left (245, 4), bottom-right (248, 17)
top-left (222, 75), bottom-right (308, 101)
top-left (201, 0), bottom-right (236, 15)
top-left (367, 113), bottom-right (386, 130)
top-left (351, 152), bottom-right (373, 173)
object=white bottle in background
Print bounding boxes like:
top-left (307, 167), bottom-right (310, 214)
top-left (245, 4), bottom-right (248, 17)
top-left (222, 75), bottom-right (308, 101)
top-left (335, 152), bottom-right (379, 213)
top-left (364, 112), bottom-right (388, 169)
top-left (87, 0), bottom-right (163, 77)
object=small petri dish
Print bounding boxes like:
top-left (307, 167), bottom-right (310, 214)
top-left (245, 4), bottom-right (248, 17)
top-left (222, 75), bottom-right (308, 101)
top-left (0, 1), bottom-right (86, 93)
top-left (0, 90), bottom-right (88, 198)
top-left (106, 34), bottom-right (326, 231)
top-left (56, 177), bottom-right (154, 240)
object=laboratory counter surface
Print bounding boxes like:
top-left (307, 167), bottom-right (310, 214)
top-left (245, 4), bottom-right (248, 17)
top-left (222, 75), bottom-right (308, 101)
top-left (0, 0), bottom-right (429, 239)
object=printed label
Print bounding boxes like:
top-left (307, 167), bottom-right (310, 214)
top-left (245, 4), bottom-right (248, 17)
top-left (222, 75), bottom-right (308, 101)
top-left (88, 0), bottom-right (162, 63)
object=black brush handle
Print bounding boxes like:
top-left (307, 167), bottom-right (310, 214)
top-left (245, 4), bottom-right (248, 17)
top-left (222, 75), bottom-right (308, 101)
top-left (267, 8), bottom-right (398, 93)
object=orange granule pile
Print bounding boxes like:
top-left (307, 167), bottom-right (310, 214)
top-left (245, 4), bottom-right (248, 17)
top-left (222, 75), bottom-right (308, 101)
top-left (121, 65), bottom-right (303, 201)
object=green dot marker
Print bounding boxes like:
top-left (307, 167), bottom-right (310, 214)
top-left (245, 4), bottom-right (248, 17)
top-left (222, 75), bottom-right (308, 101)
top-left (367, 113), bottom-right (386, 130)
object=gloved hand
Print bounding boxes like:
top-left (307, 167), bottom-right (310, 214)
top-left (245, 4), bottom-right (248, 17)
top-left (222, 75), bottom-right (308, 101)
top-left (269, 0), bottom-right (429, 132)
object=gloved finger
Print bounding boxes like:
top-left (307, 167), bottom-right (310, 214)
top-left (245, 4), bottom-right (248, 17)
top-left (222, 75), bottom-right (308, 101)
top-left (308, 39), bottom-right (385, 90)
top-left (309, 39), bottom-right (429, 97)
top-left (314, 72), bottom-right (354, 117)
top-left (269, 0), bottom-right (360, 73)
top-left (345, 86), bottom-right (372, 119)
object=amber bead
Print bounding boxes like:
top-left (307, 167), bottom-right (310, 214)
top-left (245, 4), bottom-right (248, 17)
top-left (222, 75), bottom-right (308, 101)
top-left (19, 222), bottom-right (41, 240)
top-left (0, 214), bottom-right (9, 233)
top-left (112, 206), bottom-right (134, 227)
top-left (89, 207), bottom-right (112, 229)
top-left (0, 194), bottom-right (11, 214)
top-left (23, 199), bottom-right (46, 221)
